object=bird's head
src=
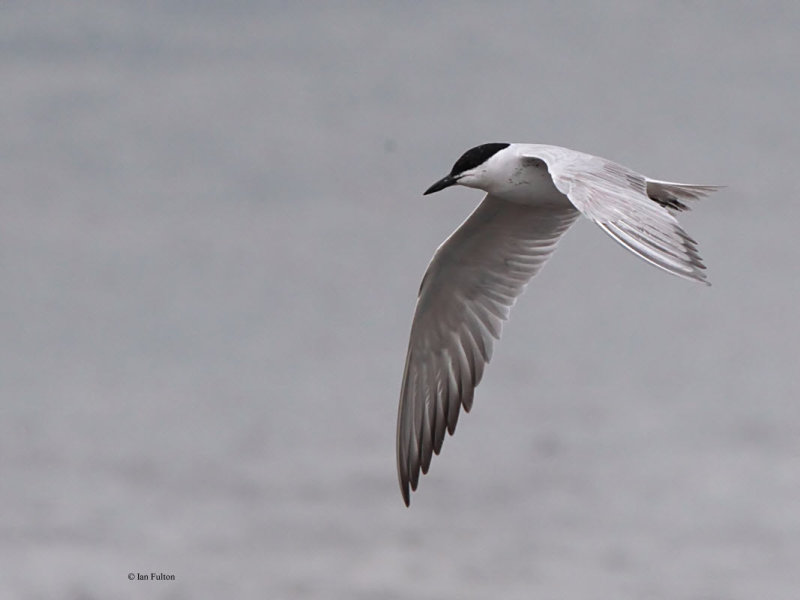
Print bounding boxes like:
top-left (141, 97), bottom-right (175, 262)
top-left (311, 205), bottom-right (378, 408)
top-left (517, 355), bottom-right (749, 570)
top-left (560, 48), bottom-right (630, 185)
top-left (424, 142), bottom-right (510, 195)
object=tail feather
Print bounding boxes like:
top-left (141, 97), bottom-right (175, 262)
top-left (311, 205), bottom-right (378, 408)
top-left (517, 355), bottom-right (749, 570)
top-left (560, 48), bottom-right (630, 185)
top-left (646, 179), bottom-right (724, 212)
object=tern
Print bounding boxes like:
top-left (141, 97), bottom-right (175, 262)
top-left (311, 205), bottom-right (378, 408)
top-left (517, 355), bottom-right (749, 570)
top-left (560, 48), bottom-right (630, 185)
top-left (397, 142), bottom-right (720, 506)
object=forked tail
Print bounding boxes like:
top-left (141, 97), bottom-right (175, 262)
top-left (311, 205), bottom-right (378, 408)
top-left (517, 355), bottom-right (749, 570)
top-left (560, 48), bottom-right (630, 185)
top-left (646, 179), bottom-right (724, 212)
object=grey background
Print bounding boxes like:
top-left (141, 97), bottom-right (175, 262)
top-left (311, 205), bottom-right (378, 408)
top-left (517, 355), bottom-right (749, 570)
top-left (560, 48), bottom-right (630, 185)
top-left (2, 2), bottom-right (799, 599)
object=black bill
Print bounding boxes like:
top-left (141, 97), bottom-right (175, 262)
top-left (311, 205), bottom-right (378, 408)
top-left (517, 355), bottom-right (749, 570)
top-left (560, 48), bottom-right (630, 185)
top-left (423, 174), bottom-right (458, 195)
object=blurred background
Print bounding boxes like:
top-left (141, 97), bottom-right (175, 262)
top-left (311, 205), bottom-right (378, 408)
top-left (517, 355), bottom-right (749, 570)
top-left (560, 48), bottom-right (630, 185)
top-left (2, 2), bottom-right (799, 599)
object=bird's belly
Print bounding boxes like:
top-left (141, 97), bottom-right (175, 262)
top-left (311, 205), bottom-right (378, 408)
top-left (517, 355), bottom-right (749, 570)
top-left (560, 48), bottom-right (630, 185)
top-left (490, 167), bottom-right (572, 208)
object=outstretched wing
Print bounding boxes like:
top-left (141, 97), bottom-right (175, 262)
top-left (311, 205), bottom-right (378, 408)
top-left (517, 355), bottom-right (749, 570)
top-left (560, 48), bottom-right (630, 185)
top-left (397, 194), bottom-right (579, 505)
top-left (520, 145), bottom-right (717, 284)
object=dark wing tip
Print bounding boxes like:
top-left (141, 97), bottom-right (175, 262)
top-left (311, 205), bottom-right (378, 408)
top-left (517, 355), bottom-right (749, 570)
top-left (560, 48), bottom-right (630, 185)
top-left (652, 196), bottom-right (690, 211)
top-left (401, 482), bottom-right (410, 507)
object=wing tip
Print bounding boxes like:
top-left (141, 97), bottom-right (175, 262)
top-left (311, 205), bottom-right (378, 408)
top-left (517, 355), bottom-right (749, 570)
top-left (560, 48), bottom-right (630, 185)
top-left (401, 484), bottom-right (411, 507)
top-left (646, 180), bottom-right (725, 211)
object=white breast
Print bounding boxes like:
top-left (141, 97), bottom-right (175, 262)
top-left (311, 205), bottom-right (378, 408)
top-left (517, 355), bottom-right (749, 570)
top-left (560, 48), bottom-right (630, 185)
top-left (485, 151), bottom-right (572, 207)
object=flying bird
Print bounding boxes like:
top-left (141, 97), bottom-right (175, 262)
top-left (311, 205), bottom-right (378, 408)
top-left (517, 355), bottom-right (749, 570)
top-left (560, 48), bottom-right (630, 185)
top-left (397, 142), bottom-right (720, 506)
